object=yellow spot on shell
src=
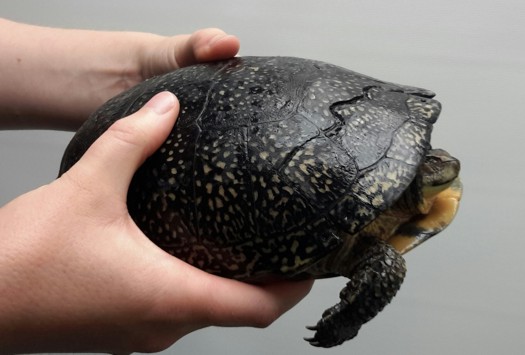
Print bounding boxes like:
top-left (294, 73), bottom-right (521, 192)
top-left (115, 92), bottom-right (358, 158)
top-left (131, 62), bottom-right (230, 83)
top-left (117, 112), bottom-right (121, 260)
top-left (306, 245), bottom-right (318, 254)
top-left (283, 186), bottom-right (294, 195)
top-left (215, 198), bottom-right (224, 208)
top-left (386, 171), bottom-right (398, 180)
top-left (372, 195), bottom-right (384, 207)
top-left (300, 164), bottom-right (309, 174)
top-left (291, 240), bottom-right (299, 253)
top-left (228, 188), bottom-right (238, 198)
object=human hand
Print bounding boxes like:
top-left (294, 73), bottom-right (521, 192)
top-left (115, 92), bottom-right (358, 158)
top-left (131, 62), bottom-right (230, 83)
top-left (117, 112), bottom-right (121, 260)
top-left (138, 27), bottom-right (240, 79)
top-left (0, 18), bottom-right (240, 130)
top-left (0, 92), bottom-right (313, 353)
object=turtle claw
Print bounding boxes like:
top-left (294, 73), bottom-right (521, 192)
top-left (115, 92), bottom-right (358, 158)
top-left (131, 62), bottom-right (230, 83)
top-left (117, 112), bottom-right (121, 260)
top-left (304, 338), bottom-right (322, 347)
top-left (304, 325), bottom-right (323, 347)
top-left (304, 313), bottom-right (358, 348)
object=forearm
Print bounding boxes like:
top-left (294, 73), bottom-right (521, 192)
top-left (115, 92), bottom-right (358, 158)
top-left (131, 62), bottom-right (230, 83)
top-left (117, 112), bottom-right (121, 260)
top-left (0, 18), bottom-right (160, 130)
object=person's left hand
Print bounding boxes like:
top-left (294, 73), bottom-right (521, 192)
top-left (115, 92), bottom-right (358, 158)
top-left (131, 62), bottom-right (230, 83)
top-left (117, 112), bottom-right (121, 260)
top-left (0, 19), bottom-right (240, 130)
top-left (138, 28), bottom-right (240, 79)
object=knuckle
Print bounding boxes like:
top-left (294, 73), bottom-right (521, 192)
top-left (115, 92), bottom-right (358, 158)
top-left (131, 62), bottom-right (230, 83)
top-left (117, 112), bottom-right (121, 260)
top-left (133, 336), bottom-right (177, 354)
top-left (252, 303), bottom-right (281, 328)
top-left (107, 118), bottom-right (148, 150)
top-left (193, 27), bottom-right (224, 38)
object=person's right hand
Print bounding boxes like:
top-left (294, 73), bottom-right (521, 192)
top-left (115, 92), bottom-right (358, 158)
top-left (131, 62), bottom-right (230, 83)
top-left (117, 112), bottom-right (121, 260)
top-left (0, 92), bottom-right (313, 353)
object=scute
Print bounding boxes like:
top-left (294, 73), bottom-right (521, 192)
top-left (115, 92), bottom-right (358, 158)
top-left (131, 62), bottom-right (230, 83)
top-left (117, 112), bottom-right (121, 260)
top-left (59, 56), bottom-right (438, 279)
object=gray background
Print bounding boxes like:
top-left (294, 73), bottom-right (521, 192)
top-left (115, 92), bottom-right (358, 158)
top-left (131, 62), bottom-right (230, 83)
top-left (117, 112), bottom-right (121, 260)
top-left (1, 1), bottom-right (523, 354)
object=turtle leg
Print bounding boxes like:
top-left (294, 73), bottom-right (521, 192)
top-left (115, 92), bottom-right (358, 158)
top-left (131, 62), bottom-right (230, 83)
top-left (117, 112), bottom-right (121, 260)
top-left (305, 237), bottom-right (406, 347)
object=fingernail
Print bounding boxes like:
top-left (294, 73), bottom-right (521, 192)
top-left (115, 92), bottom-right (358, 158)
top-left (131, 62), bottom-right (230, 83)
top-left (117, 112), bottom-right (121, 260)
top-left (145, 91), bottom-right (176, 115)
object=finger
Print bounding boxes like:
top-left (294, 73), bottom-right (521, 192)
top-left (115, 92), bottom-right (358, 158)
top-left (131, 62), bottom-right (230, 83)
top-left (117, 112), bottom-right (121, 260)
top-left (144, 28), bottom-right (240, 77)
top-left (193, 274), bottom-right (314, 328)
top-left (183, 28), bottom-right (240, 66)
top-left (66, 92), bottom-right (178, 198)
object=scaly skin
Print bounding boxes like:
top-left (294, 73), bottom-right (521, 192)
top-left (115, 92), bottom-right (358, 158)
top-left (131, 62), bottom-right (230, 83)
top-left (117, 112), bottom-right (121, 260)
top-left (305, 238), bottom-right (407, 347)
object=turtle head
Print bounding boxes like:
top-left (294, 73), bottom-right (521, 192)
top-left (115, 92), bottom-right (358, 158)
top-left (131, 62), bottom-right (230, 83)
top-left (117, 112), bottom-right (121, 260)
top-left (386, 148), bottom-right (462, 254)
top-left (419, 149), bottom-right (461, 208)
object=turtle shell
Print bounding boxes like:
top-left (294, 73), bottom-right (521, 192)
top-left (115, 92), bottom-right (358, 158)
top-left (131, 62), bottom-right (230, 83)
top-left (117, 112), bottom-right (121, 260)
top-left (59, 56), bottom-right (441, 280)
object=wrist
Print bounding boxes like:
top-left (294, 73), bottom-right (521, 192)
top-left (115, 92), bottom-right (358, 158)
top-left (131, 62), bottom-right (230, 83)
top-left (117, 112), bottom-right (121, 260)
top-left (0, 18), bottom-right (161, 130)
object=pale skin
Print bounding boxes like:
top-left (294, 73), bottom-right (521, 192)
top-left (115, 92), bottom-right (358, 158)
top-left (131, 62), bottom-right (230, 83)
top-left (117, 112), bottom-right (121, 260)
top-left (0, 19), bottom-right (313, 353)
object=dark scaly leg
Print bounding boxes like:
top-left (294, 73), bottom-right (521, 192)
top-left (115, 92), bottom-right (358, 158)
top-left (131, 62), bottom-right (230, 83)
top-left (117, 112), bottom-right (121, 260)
top-left (305, 237), bottom-right (406, 347)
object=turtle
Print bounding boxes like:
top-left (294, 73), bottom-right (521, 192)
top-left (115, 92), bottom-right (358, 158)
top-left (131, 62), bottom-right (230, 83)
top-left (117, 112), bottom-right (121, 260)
top-left (59, 56), bottom-right (462, 347)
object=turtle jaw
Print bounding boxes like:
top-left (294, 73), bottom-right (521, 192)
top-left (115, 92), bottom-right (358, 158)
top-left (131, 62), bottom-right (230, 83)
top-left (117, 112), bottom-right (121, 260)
top-left (387, 149), bottom-right (462, 254)
top-left (388, 177), bottom-right (462, 254)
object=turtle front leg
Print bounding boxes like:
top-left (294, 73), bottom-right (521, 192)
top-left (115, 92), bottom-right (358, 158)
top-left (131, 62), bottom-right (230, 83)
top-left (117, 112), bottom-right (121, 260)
top-left (305, 237), bottom-right (406, 347)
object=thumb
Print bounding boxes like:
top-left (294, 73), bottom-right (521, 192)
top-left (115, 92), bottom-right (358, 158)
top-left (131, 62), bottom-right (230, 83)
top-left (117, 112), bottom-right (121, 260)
top-left (67, 91), bottom-right (178, 198)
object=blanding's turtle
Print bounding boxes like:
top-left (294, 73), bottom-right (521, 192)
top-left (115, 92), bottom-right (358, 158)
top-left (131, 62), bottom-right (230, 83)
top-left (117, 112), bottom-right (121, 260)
top-left (59, 56), bottom-right (462, 347)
